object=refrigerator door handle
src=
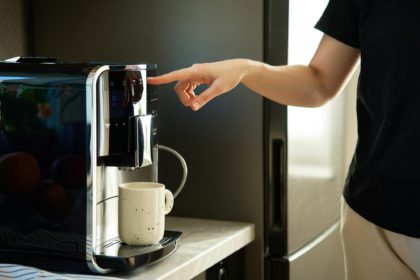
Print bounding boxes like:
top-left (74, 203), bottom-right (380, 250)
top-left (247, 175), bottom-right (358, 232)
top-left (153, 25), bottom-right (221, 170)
top-left (268, 138), bottom-right (288, 256)
top-left (272, 138), bottom-right (285, 230)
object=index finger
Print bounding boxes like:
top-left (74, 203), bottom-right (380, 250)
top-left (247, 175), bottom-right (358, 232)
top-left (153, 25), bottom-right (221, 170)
top-left (147, 68), bottom-right (191, 85)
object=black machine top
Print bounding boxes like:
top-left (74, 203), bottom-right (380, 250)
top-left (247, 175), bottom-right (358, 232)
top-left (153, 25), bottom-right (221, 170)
top-left (0, 57), bottom-right (157, 76)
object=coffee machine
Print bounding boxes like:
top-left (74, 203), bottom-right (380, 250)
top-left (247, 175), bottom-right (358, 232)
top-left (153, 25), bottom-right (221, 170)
top-left (0, 57), bottom-right (181, 273)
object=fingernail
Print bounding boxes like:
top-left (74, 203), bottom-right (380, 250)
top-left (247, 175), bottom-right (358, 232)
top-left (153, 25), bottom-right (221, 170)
top-left (191, 102), bottom-right (200, 111)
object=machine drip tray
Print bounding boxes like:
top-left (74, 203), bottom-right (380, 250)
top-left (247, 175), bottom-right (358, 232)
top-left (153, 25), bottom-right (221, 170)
top-left (94, 230), bottom-right (182, 271)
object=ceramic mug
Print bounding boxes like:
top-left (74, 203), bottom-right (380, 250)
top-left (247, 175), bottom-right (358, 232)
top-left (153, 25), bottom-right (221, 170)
top-left (118, 182), bottom-right (174, 246)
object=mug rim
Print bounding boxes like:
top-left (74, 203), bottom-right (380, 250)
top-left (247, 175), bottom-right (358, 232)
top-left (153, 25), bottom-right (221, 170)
top-left (119, 182), bottom-right (165, 190)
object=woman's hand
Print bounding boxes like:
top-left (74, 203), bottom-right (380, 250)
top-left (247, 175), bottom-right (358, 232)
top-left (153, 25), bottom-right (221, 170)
top-left (148, 35), bottom-right (360, 110)
top-left (147, 59), bottom-right (251, 111)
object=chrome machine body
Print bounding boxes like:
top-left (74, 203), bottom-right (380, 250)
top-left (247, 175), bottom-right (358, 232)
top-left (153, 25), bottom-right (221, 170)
top-left (0, 57), bottom-right (178, 273)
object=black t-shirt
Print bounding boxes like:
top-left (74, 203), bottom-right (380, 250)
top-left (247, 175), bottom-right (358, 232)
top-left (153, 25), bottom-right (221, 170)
top-left (316, 0), bottom-right (420, 237)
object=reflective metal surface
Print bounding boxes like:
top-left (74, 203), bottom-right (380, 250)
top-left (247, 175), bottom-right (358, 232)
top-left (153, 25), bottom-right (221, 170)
top-left (88, 65), bottom-right (158, 273)
top-left (85, 65), bottom-right (110, 274)
top-left (0, 61), bottom-right (159, 274)
top-left (135, 115), bottom-right (152, 167)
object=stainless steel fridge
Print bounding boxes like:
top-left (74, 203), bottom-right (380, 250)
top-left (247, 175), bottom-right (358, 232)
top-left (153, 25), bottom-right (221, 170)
top-left (28, 0), bottom-right (347, 279)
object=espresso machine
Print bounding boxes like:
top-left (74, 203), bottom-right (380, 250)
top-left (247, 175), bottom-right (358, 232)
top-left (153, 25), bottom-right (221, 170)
top-left (0, 57), bottom-right (181, 273)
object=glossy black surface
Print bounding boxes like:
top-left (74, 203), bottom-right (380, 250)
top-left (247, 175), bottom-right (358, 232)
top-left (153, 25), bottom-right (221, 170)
top-left (0, 61), bottom-right (92, 263)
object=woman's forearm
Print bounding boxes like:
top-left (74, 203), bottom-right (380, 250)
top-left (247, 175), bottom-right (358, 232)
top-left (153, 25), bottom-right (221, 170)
top-left (147, 35), bottom-right (360, 111)
top-left (240, 60), bottom-right (331, 107)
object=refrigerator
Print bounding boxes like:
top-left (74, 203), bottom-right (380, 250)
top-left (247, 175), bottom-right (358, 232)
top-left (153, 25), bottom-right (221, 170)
top-left (26, 0), bottom-right (347, 279)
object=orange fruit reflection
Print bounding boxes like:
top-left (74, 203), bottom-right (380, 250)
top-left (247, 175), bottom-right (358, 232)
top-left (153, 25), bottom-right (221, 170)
top-left (0, 152), bottom-right (41, 193)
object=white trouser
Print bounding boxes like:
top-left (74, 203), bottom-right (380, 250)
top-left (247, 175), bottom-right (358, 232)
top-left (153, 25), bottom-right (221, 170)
top-left (341, 198), bottom-right (420, 280)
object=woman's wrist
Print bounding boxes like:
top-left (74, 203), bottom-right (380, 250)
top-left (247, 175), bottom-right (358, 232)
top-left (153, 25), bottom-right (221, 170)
top-left (236, 59), bottom-right (263, 85)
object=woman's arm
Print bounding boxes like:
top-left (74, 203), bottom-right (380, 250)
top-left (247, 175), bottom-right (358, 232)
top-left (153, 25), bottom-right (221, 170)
top-left (147, 35), bottom-right (360, 111)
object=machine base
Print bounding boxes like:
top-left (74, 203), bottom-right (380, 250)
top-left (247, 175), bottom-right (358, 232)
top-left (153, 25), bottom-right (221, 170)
top-left (94, 230), bottom-right (182, 271)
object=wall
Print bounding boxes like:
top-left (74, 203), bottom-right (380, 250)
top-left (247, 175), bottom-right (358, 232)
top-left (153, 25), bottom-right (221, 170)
top-left (0, 0), bottom-right (29, 59)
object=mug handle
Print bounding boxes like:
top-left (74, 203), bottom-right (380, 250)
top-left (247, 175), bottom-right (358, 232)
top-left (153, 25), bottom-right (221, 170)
top-left (157, 145), bottom-right (188, 198)
top-left (164, 189), bottom-right (174, 215)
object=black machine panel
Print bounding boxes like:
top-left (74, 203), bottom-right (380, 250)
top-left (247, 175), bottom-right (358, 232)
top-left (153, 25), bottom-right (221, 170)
top-left (0, 61), bottom-right (92, 271)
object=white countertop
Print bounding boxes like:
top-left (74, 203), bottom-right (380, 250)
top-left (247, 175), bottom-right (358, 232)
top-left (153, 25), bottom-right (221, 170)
top-left (111, 217), bottom-right (255, 280)
top-left (0, 217), bottom-right (255, 280)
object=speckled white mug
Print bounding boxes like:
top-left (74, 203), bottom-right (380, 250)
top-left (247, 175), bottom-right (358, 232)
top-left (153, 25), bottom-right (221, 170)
top-left (118, 182), bottom-right (174, 246)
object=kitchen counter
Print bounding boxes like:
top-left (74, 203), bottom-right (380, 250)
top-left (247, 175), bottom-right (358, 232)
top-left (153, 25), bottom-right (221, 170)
top-left (111, 217), bottom-right (255, 279)
top-left (0, 217), bottom-right (255, 280)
